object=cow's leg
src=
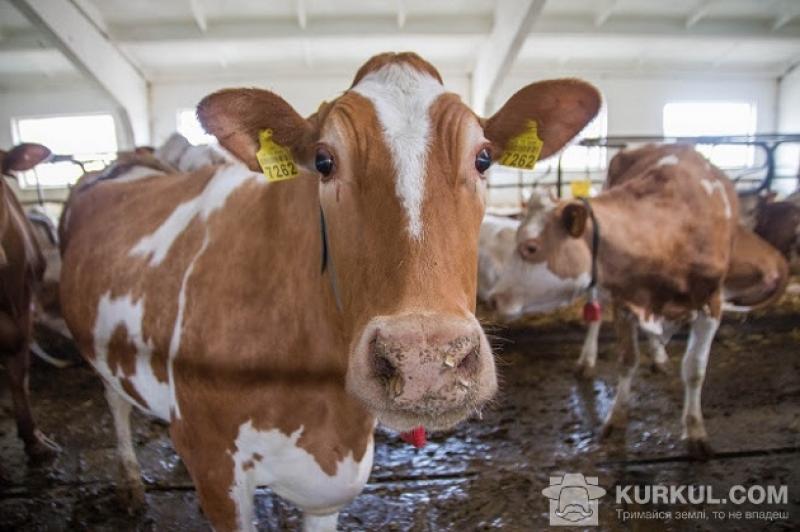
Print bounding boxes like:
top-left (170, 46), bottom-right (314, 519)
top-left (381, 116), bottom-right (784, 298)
top-left (303, 512), bottom-right (340, 532)
top-left (104, 384), bottom-right (146, 510)
top-left (5, 346), bottom-right (59, 462)
top-left (600, 307), bottom-right (639, 438)
top-left (575, 320), bottom-right (601, 379)
top-left (646, 332), bottom-right (670, 374)
top-left (171, 425), bottom-right (245, 532)
top-left (681, 310), bottom-right (719, 460)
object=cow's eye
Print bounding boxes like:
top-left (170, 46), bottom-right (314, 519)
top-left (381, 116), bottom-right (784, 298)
top-left (315, 148), bottom-right (334, 179)
top-left (475, 148), bottom-right (492, 174)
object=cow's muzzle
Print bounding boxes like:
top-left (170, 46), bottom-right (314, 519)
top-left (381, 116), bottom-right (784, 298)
top-left (347, 313), bottom-right (497, 431)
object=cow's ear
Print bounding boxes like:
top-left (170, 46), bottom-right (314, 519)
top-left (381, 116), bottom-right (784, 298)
top-left (2, 143), bottom-right (51, 174)
top-left (484, 79), bottom-right (601, 160)
top-left (560, 201), bottom-right (588, 238)
top-left (197, 89), bottom-right (314, 172)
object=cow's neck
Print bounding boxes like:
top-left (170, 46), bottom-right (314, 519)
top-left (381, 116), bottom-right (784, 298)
top-left (582, 190), bottom-right (666, 289)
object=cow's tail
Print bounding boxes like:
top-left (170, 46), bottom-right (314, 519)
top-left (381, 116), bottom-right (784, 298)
top-left (30, 341), bottom-right (73, 368)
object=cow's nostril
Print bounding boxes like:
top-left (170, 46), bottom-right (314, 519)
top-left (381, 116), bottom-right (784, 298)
top-left (457, 343), bottom-right (481, 376)
top-left (374, 354), bottom-right (396, 380)
top-left (370, 336), bottom-right (397, 380)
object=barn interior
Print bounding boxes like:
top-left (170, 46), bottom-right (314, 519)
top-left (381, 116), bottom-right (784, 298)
top-left (1, 1), bottom-right (799, 530)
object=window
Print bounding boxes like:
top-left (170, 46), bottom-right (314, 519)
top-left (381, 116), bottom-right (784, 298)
top-left (12, 113), bottom-right (118, 188)
top-left (177, 108), bottom-right (215, 145)
top-left (662, 102), bottom-right (757, 168)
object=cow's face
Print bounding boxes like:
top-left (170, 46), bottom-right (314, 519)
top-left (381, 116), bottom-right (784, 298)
top-left (489, 191), bottom-right (593, 321)
top-left (0, 143), bottom-right (50, 265)
top-left (199, 52), bottom-right (600, 431)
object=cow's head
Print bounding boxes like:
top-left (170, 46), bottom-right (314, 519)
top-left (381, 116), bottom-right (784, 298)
top-left (0, 143), bottom-right (51, 266)
top-left (489, 190), bottom-right (593, 321)
top-left (198, 52), bottom-right (600, 431)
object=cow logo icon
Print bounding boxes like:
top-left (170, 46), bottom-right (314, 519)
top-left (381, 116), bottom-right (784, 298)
top-left (541, 473), bottom-right (606, 526)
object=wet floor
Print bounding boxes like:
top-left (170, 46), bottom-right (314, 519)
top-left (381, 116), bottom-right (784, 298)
top-left (1, 303), bottom-right (799, 531)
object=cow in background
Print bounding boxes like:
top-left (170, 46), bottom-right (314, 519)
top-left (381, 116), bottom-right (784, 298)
top-left (489, 144), bottom-right (738, 458)
top-left (485, 151), bottom-right (788, 379)
top-left (753, 201), bottom-right (800, 272)
top-left (478, 213), bottom-right (519, 303)
top-left (155, 132), bottom-right (228, 173)
top-left (59, 52), bottom-right (601, 530)
top-left (1, 143), bottom-right (61, 461)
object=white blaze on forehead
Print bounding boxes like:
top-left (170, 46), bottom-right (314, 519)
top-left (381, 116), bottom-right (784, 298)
top-left (520, 191), bottom-right (557, 240)
top-left (657, 154), bottom-right (679, 167)
top-left (351, 63), bottom-right (445, 239)
top-left (130, 163), bottom-right (259, 266)
top-left (700, 178), bottom-right (732, 219)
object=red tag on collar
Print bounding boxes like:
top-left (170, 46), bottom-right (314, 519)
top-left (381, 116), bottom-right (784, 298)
top-left (583, 300), bottom-right (602, 322)
top-left (399, 426), bottom-right (427, 448)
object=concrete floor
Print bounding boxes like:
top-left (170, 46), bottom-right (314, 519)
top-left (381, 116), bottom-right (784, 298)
top-left (1, 304), bottom-right (799, 531)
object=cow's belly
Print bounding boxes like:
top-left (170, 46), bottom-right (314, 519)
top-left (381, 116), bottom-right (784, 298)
top-left (229, 420), bottom-right (375, 514)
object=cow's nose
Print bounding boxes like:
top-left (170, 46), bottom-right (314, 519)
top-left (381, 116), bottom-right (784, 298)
top-left (347, 313), bottom-right (497, 431)
top-left (368, 316), bottom-right (482, 405)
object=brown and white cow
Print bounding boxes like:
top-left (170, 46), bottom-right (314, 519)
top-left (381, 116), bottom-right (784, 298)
top-left (59, 53), bottom-right (600, 530)
top-left (1, 143), bottom-right (61, 461)
top-left (484, 188), bottom-right (788, 379)
top-left (489, 144), bottom-right (739, 458)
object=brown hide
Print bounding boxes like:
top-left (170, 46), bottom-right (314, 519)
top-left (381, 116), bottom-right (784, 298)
top-left (594, 144), bottom-right (737, 319)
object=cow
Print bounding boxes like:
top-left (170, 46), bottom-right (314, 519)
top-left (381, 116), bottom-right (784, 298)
top-left (485, 185), bottom-right (788, 378)
top-left (753, 200), bottom-right (800, 272)
top-left (59, 52), bottom-right (601, 530)
top-left (155, 132), bottom-right (228, 173)
top-left (488, 144), bottom-right (739, 458)
top-left (1, 142), bottom-right (61, 461)
top-left (478, 213), bottom-right (519, 303)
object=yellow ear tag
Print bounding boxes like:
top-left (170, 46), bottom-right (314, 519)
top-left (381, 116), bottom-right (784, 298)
top-left (499, 120), bottom-right (543, 170)
top-left (256, 129), bottom-right (299, 182)
top-left (570, 179), bottom-right (592, 198)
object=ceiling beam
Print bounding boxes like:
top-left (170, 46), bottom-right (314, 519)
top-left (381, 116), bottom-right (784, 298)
top-left (773, 13), bottom-right (796, 31)
top-left (686, 0), bottom-right (715, 29)
top-left (10, 0), bottom-right (150, 147)
top-left (296, 0), bottom-right (307, 30)
top-left (397, 0), bottom-right (406, 29)
top-left (189, 0), bottom-right (208, 33)
top-left (61, 13), bottom-right (796, 46)
top-left (72, 0), bottom-right (108, 34)
top-left (471, 0), bottom-right (546, 116)
top-left (594, 0), bottom-right (619, 28)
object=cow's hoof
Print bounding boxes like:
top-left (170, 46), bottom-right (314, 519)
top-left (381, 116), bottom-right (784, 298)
top-left (651, 360), bottom-right (670, 375)
top-left (574, 363), bottom-right (596, 379)
top-left (599, 421), bottom-right (616, 440)
top-left (25, 432), bottom-right (61, 464)
top-left (686, 438), bottom-right (714, 460)
top-left (117, 481), bottom-right (146, 514)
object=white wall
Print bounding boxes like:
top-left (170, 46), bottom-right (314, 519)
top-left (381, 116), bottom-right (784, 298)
top-left (778, 66), bottom-right (800, 133)
top-left (496, 73), bottom-right (778, 135)
top-left (776, 66), bottom-right (800, 193)
top-left (1, 71), bottom-right (778, 152)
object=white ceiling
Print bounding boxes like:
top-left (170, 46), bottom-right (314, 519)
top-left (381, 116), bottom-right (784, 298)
top-left (1, 0), bottom-right (799, 88)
